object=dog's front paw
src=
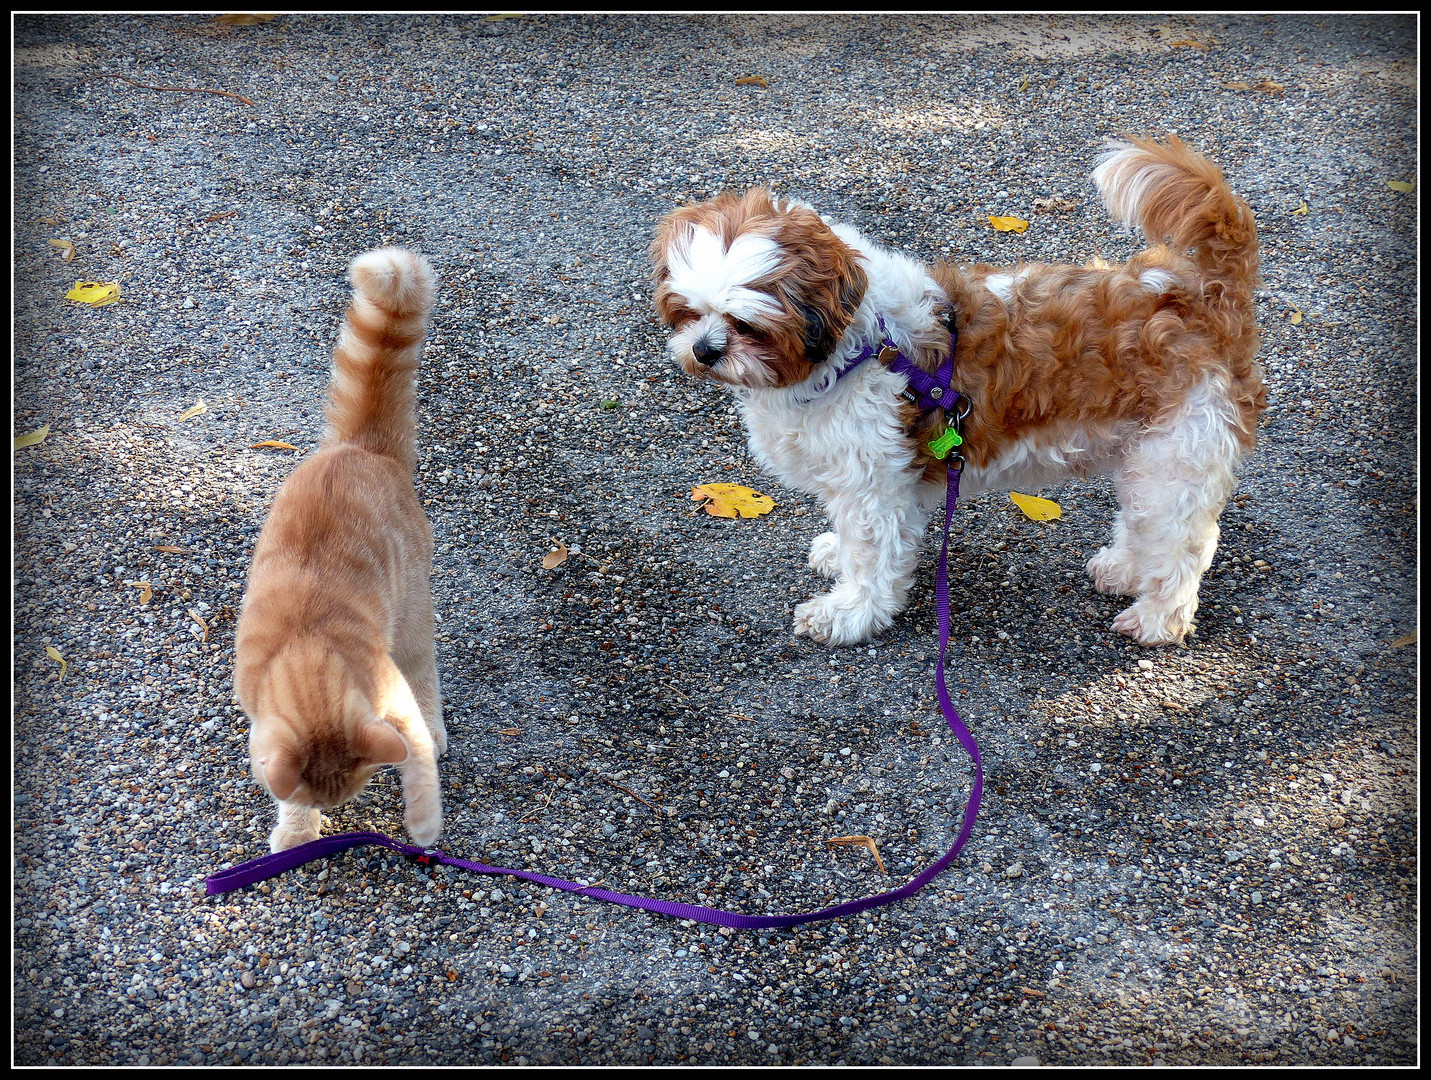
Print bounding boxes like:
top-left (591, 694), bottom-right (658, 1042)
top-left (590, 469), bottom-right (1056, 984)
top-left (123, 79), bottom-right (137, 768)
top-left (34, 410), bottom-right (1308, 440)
top-left (1087, 546), bottom-right (1139, 596)
top-left (807, 531), bottom-right (841, 578)
top-left (1111, 600), bottom-right (1192, 647)
top-left (793, 589), bottom-right (888, 646)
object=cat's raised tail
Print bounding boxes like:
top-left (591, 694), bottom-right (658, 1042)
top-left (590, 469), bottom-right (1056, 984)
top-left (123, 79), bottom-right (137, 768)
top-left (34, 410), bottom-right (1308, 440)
top-left (323, 248), bottom-right (435, 471)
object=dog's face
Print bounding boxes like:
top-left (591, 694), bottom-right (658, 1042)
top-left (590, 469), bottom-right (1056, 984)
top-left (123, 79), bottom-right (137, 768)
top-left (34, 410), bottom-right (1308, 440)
top-left (651, 189), bottom-right (868, 389)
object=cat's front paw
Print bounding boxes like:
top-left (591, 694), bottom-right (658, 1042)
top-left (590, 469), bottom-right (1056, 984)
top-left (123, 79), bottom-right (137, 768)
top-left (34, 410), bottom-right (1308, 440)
top-left (405, 807), bottom-right (443, 848)
top-left (269, 813), bottom-right (325, 853)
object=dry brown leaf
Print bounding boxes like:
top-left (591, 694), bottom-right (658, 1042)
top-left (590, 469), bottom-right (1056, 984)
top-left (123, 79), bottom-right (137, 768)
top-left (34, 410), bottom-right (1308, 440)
top-left (1221, 81), bottom-right (1252, 91)
top-left (1032, 197), bottom-right (1079, 214)
top-left (152, 545), bottom-right (186, 554)
top-left (249, 440), bottom-right (299, 450)
top-left (204, 210), bottom-right (239, 222)
top-left (825, 835), bottom-right (887, 874)
top-left (1391, 629), bottom-right (1416, 648)
top-left (178, 400), bottom-right (208, 422)
top-left (735, 75), bottom-right (769, 88)
top-left (542, 542), bottom-right (570, 570)
top-left (48, 238), bottom-right (76, 262)
top-left (1254, 79), bottom-right (1285, 95)
top-left (189, 608), bottom-right (211, 641)
top-left (498, 727), bottom-right (521, 736)
top-left (131, 581), bottom-right (154, 605)
top-left (1167, 39), bottom-right (1210, 51)
top-left (217, 14), bottom-right (277, 25)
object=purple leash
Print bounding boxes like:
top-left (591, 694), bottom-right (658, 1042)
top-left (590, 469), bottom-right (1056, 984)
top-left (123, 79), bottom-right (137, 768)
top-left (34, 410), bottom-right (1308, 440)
top-left (207, 322), bottom-right (981, 929)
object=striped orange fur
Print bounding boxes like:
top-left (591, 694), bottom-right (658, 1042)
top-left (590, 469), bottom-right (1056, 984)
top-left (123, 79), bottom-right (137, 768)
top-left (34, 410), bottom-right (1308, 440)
top-left (234, 249), bottom-right (447, 853)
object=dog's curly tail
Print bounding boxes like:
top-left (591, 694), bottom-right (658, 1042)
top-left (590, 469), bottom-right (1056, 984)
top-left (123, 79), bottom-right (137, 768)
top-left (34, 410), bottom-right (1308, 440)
top-left (1092, 134), bottom-right (1259, 290)
top-left (323, 248), bottom-right (435, 471)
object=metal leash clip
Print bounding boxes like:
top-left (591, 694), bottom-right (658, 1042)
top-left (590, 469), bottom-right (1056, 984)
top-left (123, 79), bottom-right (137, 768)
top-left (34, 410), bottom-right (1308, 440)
top-left (405, 847), bottom-right (443, 867)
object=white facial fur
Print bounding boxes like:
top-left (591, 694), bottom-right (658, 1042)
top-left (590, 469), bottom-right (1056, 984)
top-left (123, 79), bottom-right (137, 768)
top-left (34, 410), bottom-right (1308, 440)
top-left (662, 225), bottom-right (788, 386)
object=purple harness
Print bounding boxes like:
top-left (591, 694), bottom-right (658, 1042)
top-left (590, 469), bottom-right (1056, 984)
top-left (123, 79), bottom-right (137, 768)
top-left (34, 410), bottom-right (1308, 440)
top-left (207, 317), bottom-right (981, 930)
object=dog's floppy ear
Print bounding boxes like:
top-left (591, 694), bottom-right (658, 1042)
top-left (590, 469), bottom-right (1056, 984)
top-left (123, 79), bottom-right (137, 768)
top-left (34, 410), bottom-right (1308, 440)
top-left (797, 259), bottom-right (868, 363)
top-left (800, 302), bottom-right (831, 362)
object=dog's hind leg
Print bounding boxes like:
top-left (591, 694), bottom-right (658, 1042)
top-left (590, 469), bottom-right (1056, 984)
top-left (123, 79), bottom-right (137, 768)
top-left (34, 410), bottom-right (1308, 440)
top-left (1110, 377), bottom-right (1242, 646)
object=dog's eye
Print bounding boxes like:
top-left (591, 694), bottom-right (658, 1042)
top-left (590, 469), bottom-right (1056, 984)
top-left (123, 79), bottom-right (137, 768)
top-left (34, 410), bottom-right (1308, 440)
top-left (732, 320), bottom-right (759, 337)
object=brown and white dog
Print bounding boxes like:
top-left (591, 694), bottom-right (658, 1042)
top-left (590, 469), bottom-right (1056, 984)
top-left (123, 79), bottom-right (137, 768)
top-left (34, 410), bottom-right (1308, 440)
top-left (651, 135), bottom-right (1265, 647)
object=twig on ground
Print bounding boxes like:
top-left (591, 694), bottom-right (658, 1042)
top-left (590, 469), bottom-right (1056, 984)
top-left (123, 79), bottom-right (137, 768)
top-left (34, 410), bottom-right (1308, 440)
top-left (71, 73), bottom-right (254, 106)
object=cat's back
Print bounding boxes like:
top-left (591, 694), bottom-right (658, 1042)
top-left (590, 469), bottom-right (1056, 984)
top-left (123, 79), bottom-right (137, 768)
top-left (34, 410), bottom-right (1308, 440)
top-left (237, 442), bottom-right (430, 667)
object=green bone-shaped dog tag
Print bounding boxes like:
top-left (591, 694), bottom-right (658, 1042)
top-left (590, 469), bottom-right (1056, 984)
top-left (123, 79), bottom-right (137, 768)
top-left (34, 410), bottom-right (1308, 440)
top-left (928, 427), bottom-right (963, 459)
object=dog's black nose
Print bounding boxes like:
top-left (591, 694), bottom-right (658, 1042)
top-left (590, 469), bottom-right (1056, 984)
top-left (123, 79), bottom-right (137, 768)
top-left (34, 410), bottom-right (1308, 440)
top-left (692, 340), bottom-right (723, 366)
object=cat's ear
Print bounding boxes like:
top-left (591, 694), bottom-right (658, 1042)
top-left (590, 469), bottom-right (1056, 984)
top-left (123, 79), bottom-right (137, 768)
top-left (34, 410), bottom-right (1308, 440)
top-left (260, 748), bottom-right (301, 802)
top-left (359, 720), bottom-right (409, 766)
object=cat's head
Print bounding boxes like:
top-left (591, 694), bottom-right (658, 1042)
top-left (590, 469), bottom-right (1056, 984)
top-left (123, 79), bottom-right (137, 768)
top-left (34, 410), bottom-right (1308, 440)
top-left (248, 681), bottom-right (408, 810)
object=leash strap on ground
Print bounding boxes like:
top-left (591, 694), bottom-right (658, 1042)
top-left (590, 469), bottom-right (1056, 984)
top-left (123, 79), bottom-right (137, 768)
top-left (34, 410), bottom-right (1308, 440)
top-left (207, 462), bottom-right (982, 929)
top-left (208, 341), bottom-right (982, 927)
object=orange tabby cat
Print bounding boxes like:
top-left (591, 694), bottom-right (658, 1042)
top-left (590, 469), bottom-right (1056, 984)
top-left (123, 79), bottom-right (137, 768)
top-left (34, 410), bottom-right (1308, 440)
top-left (235, 248), bottom-right (445, 853)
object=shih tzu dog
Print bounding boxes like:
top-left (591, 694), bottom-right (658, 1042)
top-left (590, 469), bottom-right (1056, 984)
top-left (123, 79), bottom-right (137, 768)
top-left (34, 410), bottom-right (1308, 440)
top-left (651, 135), bottom-right (1264, 647)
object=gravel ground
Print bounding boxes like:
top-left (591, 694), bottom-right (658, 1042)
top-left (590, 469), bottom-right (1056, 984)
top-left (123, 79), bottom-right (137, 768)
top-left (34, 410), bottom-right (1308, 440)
top-left (12, 13), bottom-right (1417, 1066)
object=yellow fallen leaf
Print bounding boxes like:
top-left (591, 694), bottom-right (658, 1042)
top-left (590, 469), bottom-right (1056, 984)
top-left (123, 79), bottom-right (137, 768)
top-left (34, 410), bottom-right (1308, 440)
top-left (249, 440), bottom-right (299, 450)
top-left (14, 424), bottom-right (50, 451)
top-left (130, 581), bottom-right (154, 605)
top-left (690, 483), bottom-right (775, 519)
top-left (825, 835), bottom-right (887, 874)
top-left (1222, 81), bottom-right (1252, 91)
top-left (1167, 39), bottom-right (1210, 51)
top-left (1388, 180), bottom-right (1416, 193)
top-left (1291, 200), bottom-right (1308, 215)
top-left (1018, 75), bottom-right (1029, 91)
top-left (179, 400), bottom-right (208, 421)
top-left (542, 542), bottom-right (569, 570)
top-left (483, 13), bottom-right (524, 20)
top-left (988, 215), bottom-right (1029, 233)
top-left (1254, 79), bottom-right (1285, 95)
top-left (1009, 491), bottom-right (1062, 521)
top-left (218, 13), bottom-right (277, 25)
top-left (1289, 308), bottom-right (1303, 325)
top-left (46, 645), bottom-right (67, 682)
top-left (735, 75), bottom-right (769, 88)
top-left (65, 281), bottom-right (121, 307)
top-left (1390, 629), bottom-right (1415, 648)
top-left (48, 238), bottom-right (76, 262)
